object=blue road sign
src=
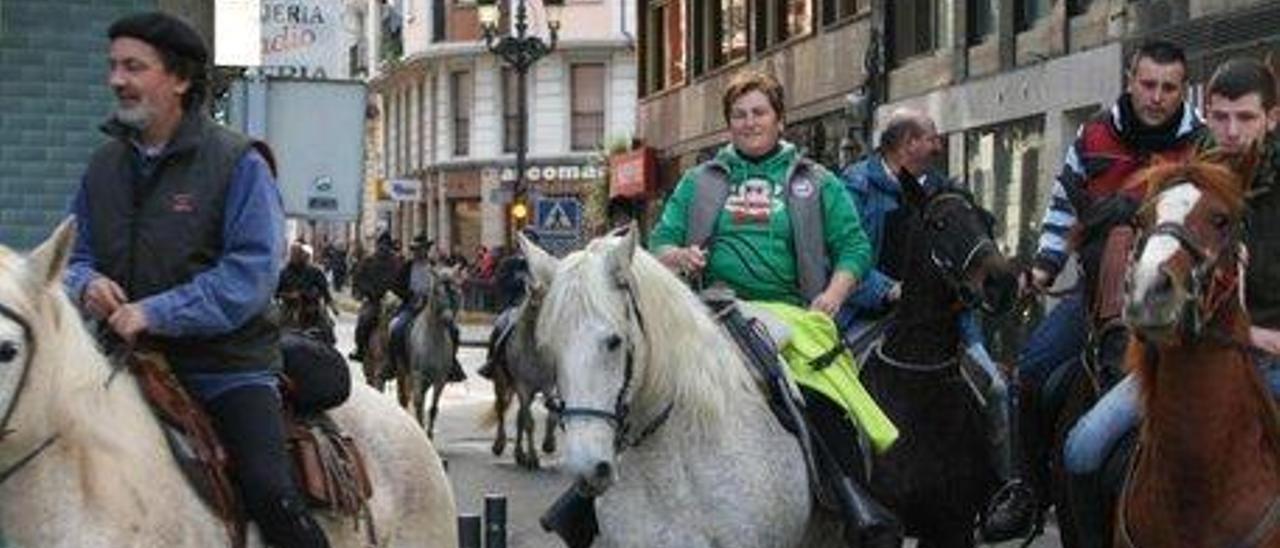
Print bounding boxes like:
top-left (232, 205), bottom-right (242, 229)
top-left (535, 197), bottom-right (581, 237)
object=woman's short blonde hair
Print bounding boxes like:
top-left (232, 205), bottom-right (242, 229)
top-left (722, 70), bottom-right (785, 123)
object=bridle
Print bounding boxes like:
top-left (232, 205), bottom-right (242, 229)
top-left (547, 275), bottom-right (673, 451)
top-left (1130, 186), bottom-right (1242, 341)
top-left (0, 301), bottom-right (59, 486)
top-left (921, 191), bottom-right (1001, 313)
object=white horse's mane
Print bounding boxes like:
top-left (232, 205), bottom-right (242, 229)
top-left (537, 237), bottom-right (760, 440)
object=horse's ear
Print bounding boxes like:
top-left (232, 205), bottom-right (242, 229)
top-left (518, 231), bottom-right (558, 289)
top-left (605, 222), bottom-right (639, 286)
top-left (26, 216), bottom-right (76, 290)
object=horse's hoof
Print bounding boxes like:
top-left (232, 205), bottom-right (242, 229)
top-left (542, 440), bottom-right (556, 454)
top-left (492, 441), bottom-right (505, 456)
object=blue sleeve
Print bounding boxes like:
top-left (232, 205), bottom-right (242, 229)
top-left (958, 309), bottom-right (983, 347)
top-left (139, 150), bottom-right (285, 337)
top-left (63, 176), bottom-right (100, 304)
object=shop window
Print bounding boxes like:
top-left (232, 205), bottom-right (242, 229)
top-left (451, 70), bottom-right (472, 157)
top-left (821, 0), bottom-right (863, 26)
top-left (964, 116), bottom-right (1045, 363)
top-left (890, 0), bottom-right (937, 63)
top-left (967, 0), bottom-right (994, 45)
top-left (570, 63), bottom-right (606, 151)
top-left (753, 0), bottom-right (812, 53)
top-left (690, 0), bottom-right (747, 76)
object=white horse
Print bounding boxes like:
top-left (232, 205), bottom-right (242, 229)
top-left (0, 220), bottom-right (458, 547)
top-left (521, 226), bottom-right (843, 547)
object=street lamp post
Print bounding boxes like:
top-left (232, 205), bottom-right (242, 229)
top-left (478, 0), bottom-right (563, 229)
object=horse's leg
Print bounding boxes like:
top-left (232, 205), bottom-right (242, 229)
top-left (540, 392), bottom-right (558, 455)
top-left (516, 391), bottom-right (537, 469)
top-left (491, 371), bottom-right (512, 456)
top-left (428, 377), bottom-right (445, 439)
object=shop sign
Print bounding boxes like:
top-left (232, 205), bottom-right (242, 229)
top-left (385, 178), bottom-right (422, 202)
top-left (493, 164), bottom-right (607, 183)
top-left (609, 147), bottom-right (657, 199)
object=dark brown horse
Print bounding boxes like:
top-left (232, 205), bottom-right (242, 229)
top-left (1117, 160), bottom-right (1280, 547)
top-left (858, 183), bottom-right (1019, 547)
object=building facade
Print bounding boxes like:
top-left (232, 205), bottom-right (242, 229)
top-left (357, 0), bottom-right (639, 258)
top-left (636, 0), bottom-right (1280, 262)
top-left (0, 0), bottom-right (210, 250)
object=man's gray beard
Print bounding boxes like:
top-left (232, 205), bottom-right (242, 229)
top-left (113, 104), bottom-right (152, 131)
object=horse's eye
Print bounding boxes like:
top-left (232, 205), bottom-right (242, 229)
top-left (0, 341), bottom-right (16, 364)
top-left (604, 334), bottom-right (623, 352)
top-left (1211, 214), bottom-right (1230, 231)
top-left (931, 218), bottom-right (946, 231)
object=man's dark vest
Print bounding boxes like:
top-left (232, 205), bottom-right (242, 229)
top-left (84, 113), bottom-right (281, 373)
top-left (686, 158), bottom-right (828, 302)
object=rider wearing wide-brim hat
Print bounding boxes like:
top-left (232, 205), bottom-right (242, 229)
top-left (387, 234), bottom-right (467, 383)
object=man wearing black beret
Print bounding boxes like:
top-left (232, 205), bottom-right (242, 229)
top-left (63, 11), bottom-right (330, 547)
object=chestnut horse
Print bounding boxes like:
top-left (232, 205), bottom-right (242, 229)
top-left (1120, 160), bottom-right (1280, 547)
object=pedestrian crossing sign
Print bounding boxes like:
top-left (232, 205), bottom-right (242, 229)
top-left (535, 197), bottom-right (581, 236)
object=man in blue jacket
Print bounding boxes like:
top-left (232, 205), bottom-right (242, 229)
top-left (64, 12), bottom-right (328, 547)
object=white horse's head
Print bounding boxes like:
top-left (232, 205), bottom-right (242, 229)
top-left (0, 218), bottom-right (79, 447)
top-left (522, 223), bottom-right (753, 494)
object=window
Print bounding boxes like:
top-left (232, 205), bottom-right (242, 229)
top-left (641, 0), bottom-right (686, 95)
top-left (1067, 0), bottom-right (1092, 16)
top-left (570, 63), bottom-right (606, 151)
top-left (753, 0), bottom-right (812, 53)
top-left (432, 0), bottom-right (446, 42)
top-left (821, 0), bottom-right (862, 26)
top-left (691, 0), bottom-right (747, 76)
top-left (967, 0), bottom-right (993, 45)
top-left (451, 71), bottom-right (472, 156)
top-left (418, 79), bottom-right (427, 169)
top-left (502, 68), bottom-right (520, 153)
top-left (890, 0), bottom-right (937, 63)
top-left (1017, 0), bottom-right (1053, 32)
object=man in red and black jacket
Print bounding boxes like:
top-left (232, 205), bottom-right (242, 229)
top-left (981, 41), bottom-right (1205, 543)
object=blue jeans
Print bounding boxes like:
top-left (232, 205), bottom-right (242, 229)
top-left (1065, 353), bottom-right (1280, 474)
top-left (1016, 292), bottom-right (1088, 386)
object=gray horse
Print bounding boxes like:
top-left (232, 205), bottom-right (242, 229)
top-left (482, 280), bottom-right (559, 469)
top-left (395, 266), bottom-right (460, 437)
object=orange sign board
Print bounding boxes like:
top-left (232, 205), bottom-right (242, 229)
top-left (609, 147), bottom-right (657, 199)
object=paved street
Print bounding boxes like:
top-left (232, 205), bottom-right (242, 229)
top-left (332, 310), bottom-right (1061, 548)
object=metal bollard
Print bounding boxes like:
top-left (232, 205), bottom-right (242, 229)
top-left (458, 514), bottom-right (482, 548)
top-left (484, 493), bottom-right (508, 548)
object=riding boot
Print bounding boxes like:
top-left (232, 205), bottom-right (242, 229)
top-left (980, 378), bottom-right (1041, 542)
top-left (838, 475), bottom-right (903, 548)
top-left (447, 322), bottom-right (466, 382)
top-left (1066, 470), bottom-right (1109, 548)
top-left (256, 495), bottom-right (331, 548)
top-left (539, 482), bottom-right (599, 548)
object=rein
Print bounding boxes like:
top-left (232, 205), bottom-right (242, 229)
top-left (0, 301), bottom-right (59, 486)
top-left (551, 276), bottom-right (674, 450)
top-left (921, 192), bottom-right (1002, 313)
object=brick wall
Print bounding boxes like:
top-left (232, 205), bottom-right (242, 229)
top-left (0, 0), bottom-right (156, 250)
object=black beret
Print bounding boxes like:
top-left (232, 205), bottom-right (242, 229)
top-left (108, 11), bottom-right (208, 65)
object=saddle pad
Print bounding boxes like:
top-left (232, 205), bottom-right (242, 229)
top-left (752, 302), bottom-right (900, 454)
top-left (1092, 226), bottom-right (1135, 324)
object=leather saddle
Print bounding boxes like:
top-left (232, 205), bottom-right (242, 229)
top-left (126, 340), bottom-right (373, 547)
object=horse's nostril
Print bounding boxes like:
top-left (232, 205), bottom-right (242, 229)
top-left (593, 461), bottom-right (612, 480)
